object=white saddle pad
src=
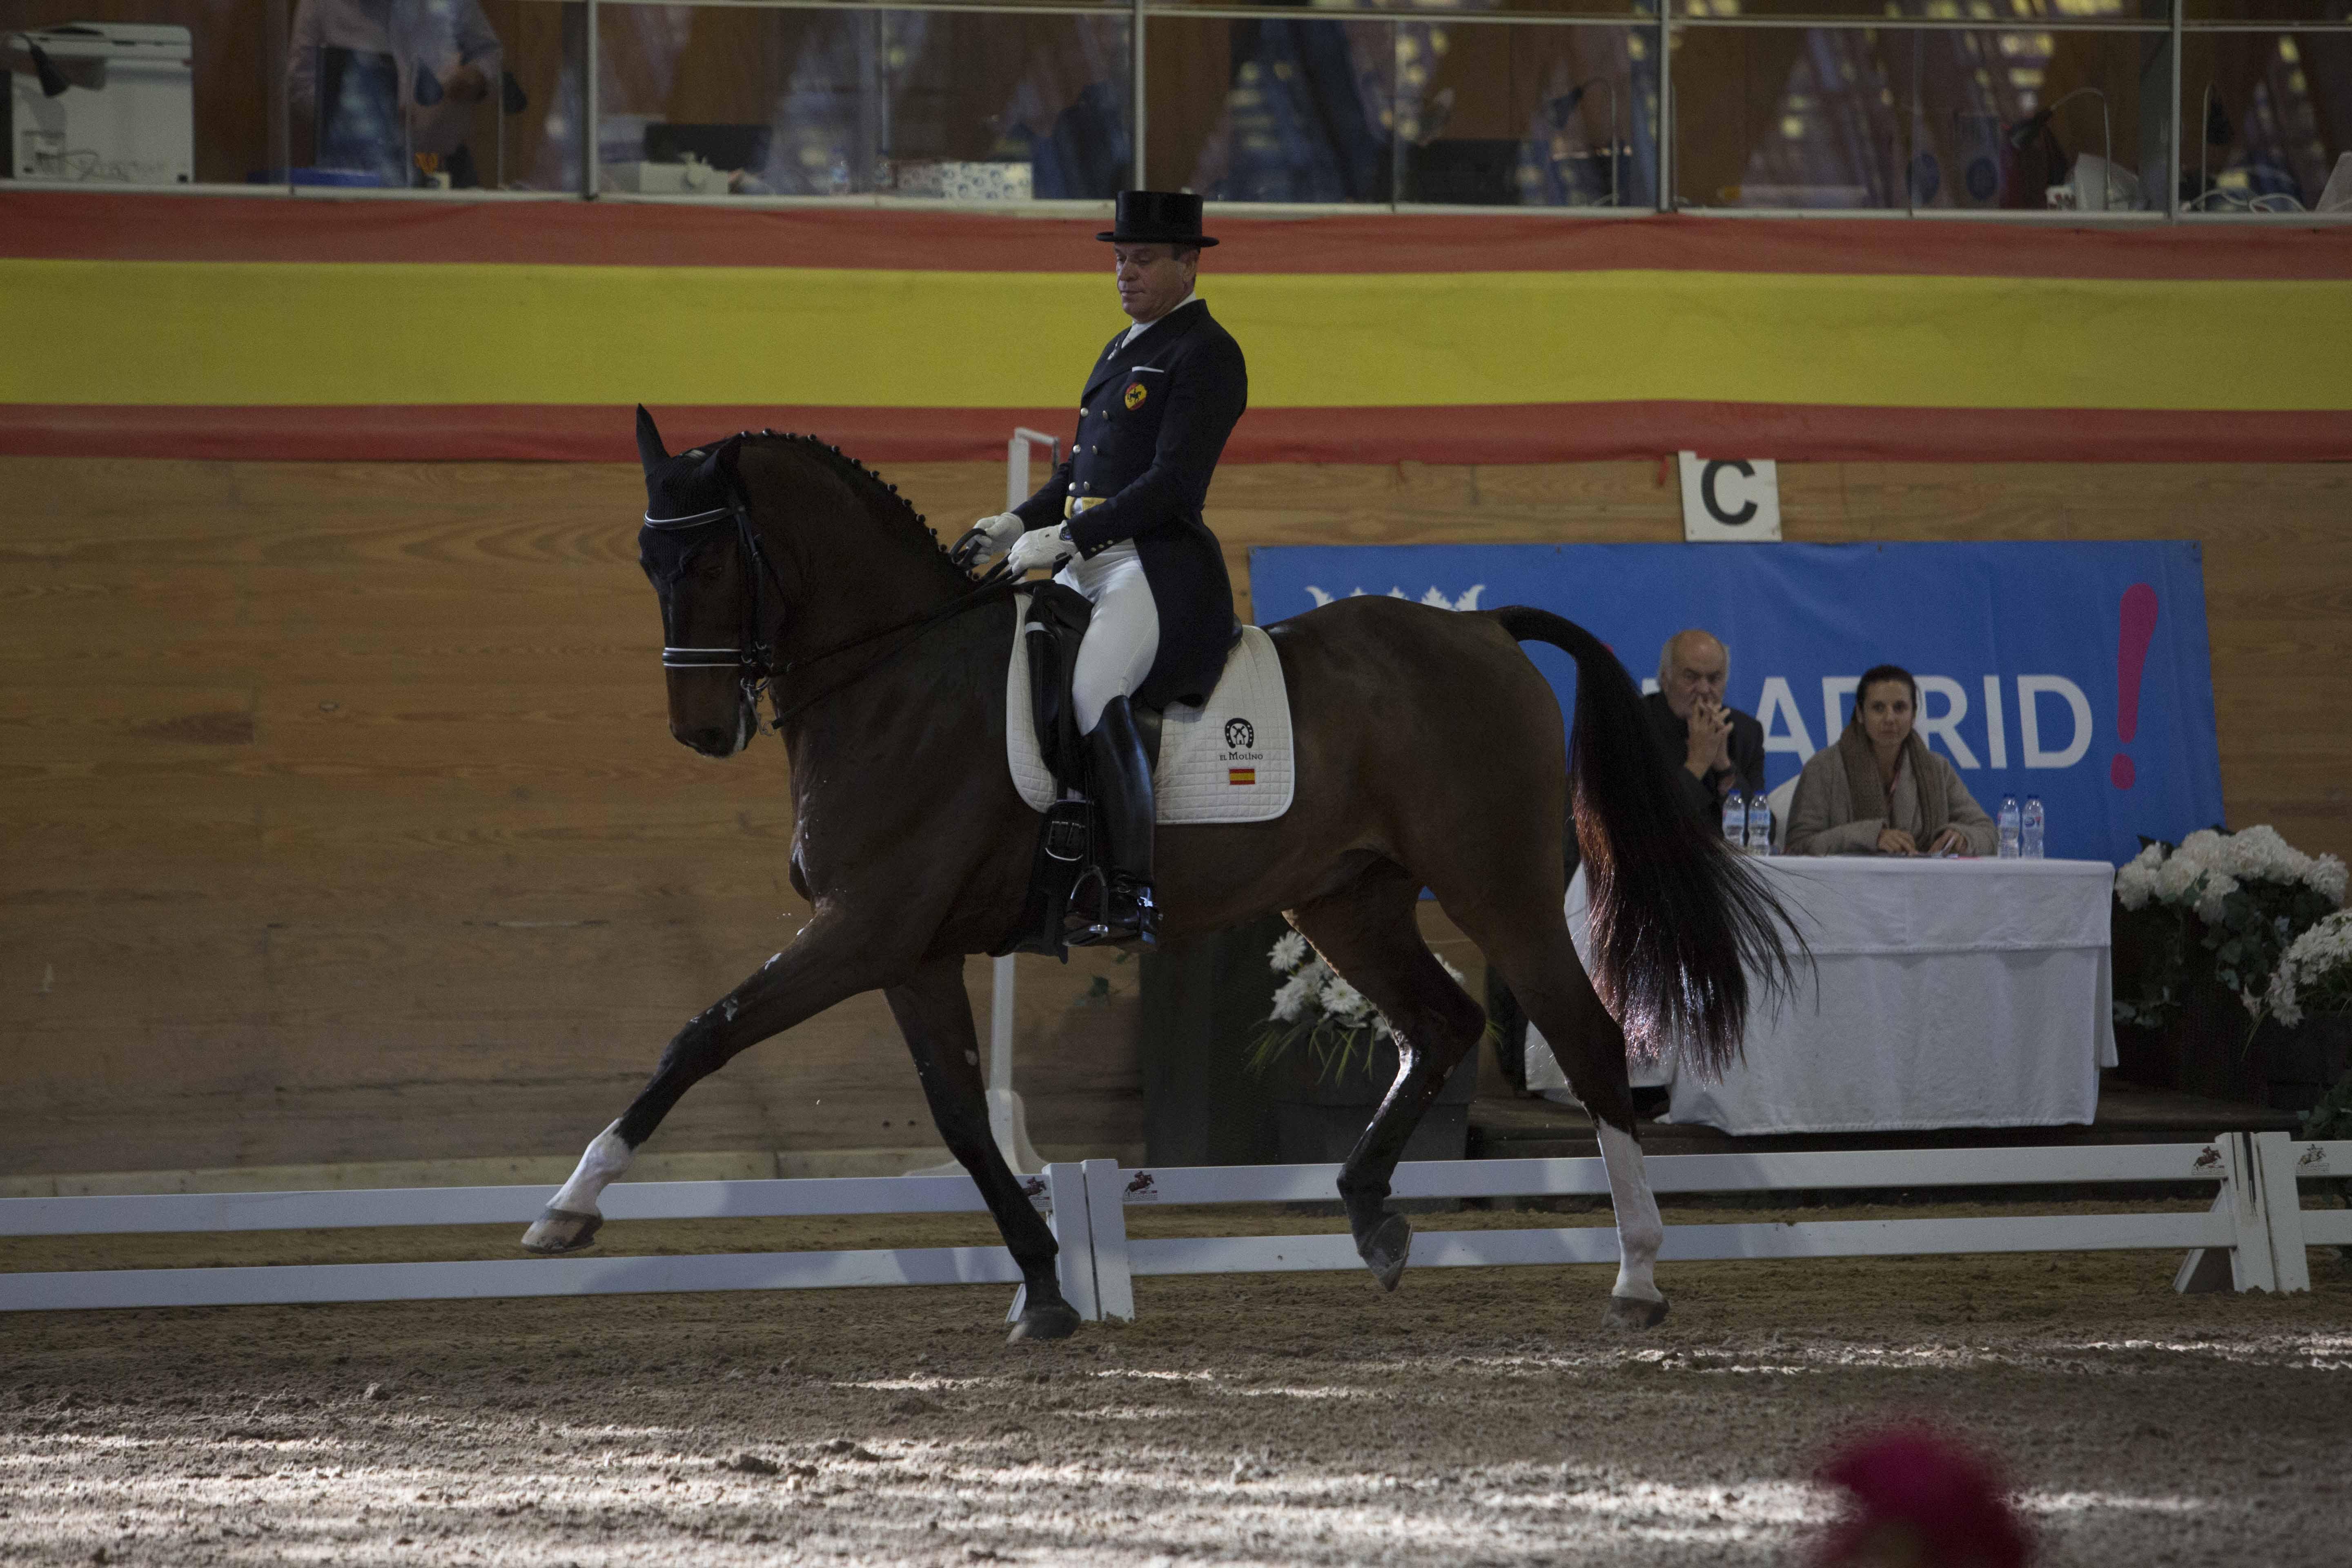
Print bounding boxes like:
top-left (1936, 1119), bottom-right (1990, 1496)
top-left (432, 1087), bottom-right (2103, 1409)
top-left (1005, 593), bottom-right (1295, 825)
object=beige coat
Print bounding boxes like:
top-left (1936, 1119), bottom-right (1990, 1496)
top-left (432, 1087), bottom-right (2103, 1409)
top-left (1784, 743), bottom-right (1998, 856)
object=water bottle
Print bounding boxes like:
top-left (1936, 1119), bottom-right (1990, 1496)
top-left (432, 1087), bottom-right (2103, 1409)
top-left (1997, 794), bottom-right (2022, 858)
top-left (1722, 789), bottom-right (1746, 850)
top-left (2022, 795), bottom-right (2045, 860)
top-left (1746, 792), bottom-right (1772, 857)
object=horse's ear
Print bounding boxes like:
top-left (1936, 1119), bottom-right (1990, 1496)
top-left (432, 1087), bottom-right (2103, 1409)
top-left (635, 405), bottom-right (668, 471)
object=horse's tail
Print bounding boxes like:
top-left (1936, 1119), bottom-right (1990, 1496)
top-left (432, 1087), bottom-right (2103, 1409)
top-left (1489, 605), bottom-right (1800, 1077)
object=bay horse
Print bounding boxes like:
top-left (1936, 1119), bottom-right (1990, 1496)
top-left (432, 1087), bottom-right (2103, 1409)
top-left (520, 414), bottom-right (1793, 1342)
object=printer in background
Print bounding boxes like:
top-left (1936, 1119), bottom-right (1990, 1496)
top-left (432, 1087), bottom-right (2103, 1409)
top-left (8, 22), bottom-right (193, 185)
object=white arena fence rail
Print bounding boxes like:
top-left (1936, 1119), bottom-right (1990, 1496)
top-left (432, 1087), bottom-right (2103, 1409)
top-left (2, 1134), bottom-right (2344, 1318)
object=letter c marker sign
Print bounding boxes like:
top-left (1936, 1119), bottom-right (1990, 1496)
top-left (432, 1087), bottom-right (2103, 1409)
top-left (1678, 452), bottom-right (1782, 542)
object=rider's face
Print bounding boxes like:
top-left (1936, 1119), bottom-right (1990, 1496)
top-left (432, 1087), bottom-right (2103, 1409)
top-left (1113, 244), bottom-right (1197, 325)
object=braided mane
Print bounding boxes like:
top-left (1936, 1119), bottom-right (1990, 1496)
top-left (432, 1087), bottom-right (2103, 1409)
top-left (734, 430), bottom-right (972, 579)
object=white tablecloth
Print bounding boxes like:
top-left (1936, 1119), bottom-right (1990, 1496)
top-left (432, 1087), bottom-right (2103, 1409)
top-left (1525, 858), bottom-right (2118, 1136)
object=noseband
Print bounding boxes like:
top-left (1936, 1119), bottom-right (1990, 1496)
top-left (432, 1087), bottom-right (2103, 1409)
top-left (644, 499), bottom-right (786, 719)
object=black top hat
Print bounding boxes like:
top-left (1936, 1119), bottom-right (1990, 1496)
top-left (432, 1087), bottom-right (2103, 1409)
top-left (1097, 190), bottom-right (1218, 248)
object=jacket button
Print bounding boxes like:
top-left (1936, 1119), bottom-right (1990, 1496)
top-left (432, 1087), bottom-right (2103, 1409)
top-left (1079, 408), bottom-right (1088, 415)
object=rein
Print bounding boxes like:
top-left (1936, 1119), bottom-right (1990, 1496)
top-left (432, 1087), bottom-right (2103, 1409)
top-left (646, 499), bottom-right (1017, 732)
top-left (767, 564), bottom-right (1018, 726)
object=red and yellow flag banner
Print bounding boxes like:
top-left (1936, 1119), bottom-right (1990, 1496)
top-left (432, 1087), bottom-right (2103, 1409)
top-left (5, 191), bottom-right (2348, 464)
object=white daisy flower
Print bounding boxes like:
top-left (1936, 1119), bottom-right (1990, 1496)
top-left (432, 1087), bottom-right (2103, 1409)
top-left (1319, 973), bottom-right (1374, 1022)
top-left (1269, 970), bottom-right (1318, 1023)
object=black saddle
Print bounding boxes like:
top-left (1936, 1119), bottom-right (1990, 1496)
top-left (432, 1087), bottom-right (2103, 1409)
top-left (999, 585), bottom-right (1160, 960)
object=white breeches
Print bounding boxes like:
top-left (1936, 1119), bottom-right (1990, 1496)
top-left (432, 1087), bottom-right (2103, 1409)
top-left (1056, 541), bottom-right (1160, 735)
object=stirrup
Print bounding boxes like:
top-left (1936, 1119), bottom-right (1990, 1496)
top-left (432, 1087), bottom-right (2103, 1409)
top-left (1067, 875), bottom-right (1157, 948)
top-left (1064, 865), bottom-right (1114, 944)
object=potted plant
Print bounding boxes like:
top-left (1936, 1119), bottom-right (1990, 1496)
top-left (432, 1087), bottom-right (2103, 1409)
top-left (2111, 826), bottom-right (2346, 1106)
top-left (1247, 929), bottom-right (1483, 1164)
top-left (2262, 910), bottom-right (2352, 1123)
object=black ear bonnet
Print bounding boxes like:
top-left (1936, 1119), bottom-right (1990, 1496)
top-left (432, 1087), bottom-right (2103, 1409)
top-left (636, 405), bottom-right (746, 577)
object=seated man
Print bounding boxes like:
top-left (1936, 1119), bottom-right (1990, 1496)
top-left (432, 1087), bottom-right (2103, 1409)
top-left (1786, 664), bottom-right (1996, 856)
top-left (1646, 628), bottom-right (1765, 831)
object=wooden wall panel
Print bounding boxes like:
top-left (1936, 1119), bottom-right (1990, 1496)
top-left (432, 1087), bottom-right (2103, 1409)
top-left (3, 453), bottom-right (2345, 1180)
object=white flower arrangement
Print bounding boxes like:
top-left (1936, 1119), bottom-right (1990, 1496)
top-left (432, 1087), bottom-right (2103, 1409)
top-left (2263, 910), bottom-right (2352, 1030)
top-left (2112, 825), bottom-right (2348, 1034)
top-left (2115, 825), bottom-right (2346, 915)
top-left (1251, 930), bottom-right (1472, 1084)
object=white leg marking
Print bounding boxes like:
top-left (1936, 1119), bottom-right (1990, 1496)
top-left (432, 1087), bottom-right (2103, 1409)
top-left (1597, 1119), bottom-right (1665, 1303)
top-left (550, 1121), bottom-right (634, 1216)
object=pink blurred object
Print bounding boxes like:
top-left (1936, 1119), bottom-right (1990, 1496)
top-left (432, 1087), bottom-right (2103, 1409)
top-left (1813, 1426), bottom-right (2034, 1568)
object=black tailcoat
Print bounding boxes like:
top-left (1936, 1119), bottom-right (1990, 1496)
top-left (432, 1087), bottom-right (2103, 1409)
top-left (1011, 297), bottom-right (1247, 710)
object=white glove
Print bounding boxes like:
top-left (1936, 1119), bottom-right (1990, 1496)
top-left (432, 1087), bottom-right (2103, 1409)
top-left (1005, 524), bottom-right (1075, 577)
top-left (950, 511), bottom-right (1025, 571)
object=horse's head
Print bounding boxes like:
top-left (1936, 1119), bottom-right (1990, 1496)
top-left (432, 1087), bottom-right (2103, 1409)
top-left (635, 407), bottom-right (762, 758)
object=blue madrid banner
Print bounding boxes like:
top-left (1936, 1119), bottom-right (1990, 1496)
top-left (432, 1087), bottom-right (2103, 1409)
top-left (1247, 541), bottom-right (2224, 866)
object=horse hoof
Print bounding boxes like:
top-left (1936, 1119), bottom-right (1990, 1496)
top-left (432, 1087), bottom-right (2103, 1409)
top-left (1357, 1214), bottom-right (1413, 1292)
top-left (1005, 1301), bottom-right (1082, 1344)
top-left (520, 1207), bottom-right (603, 1255)
top-left (1604, 1292), bottom-right (1670, 1331)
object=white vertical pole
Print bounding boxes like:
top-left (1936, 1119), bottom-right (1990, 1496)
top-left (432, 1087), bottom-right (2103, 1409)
top-left (1083, 1157), bottom-right (1135, 1321)
top-left (1045, 1161), bottom-right (1100, 1321)
top-left (984, 428), bottom-right (1053, 1176)
top-left (2254, 1130), bottom-right (2310, 1293)
top-left (990, 957), bottom-right (1018, 1095)
top-left (1000, 421), bottom-right (1031, 1118)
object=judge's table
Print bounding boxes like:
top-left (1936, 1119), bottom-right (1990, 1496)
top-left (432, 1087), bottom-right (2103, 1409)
top-left (1526, 856), bottom-right (2118, 1136)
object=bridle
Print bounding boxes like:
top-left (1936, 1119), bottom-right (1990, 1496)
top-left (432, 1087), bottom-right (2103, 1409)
top-left (645, 497), bottom-right (790, 725)
top-left (644, 494), bottom-right (1016, 735)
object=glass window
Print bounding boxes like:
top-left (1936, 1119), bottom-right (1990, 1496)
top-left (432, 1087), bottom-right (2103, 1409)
top-left (490, 0), bottom-right (590, 192)
top-left (2180, 27), bottom-right (2352, 210)
top-left (1672, 23), bottom-right (2169, 211)
top-left (1145, 14), bottom-right (1657, 206)
top-left (6, 0), bottom-right (275, 187)
top-left (9, 0), bottom-right (2341, 220)
top-left (1145, 15), bottom-right (1397, 202)
top-left (1403, 21), bottom-right (1659, 206)
top-left (595, 4), bottom-right (1130, 199)
top-left (1144, 0), bottom-right (1653, 15)
top-left (1675, 0), bottom-right (2167, 20)
top-left (269, 0), bottom-right (584, 189)
top-left (2185, 0), bottom-right (2352, 21)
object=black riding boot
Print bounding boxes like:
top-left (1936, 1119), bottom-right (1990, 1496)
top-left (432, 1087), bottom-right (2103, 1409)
top-left (1077, 696), bottom-right (1159, 947)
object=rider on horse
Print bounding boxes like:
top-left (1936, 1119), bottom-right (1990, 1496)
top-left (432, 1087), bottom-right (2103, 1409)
top-left (954, 191), bottom-right (1250, 947)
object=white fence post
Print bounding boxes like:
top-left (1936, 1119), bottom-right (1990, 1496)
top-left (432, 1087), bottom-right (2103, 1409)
top-left (1083, 1158), bottom-right (1135, 1322)
top-left (1045, 1161), bottom-right (1100, 1321)
top-left (2174, 1131), bottom-right (2280, 1294)
top-left (2254, 1131), bottom-right (2312, 1294)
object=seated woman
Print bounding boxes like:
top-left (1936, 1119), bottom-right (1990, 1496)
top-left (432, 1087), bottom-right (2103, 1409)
top-left (1786, 664), bottom-right (1997, 856)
